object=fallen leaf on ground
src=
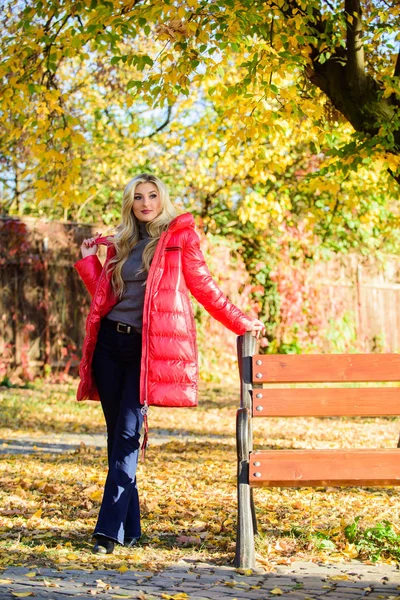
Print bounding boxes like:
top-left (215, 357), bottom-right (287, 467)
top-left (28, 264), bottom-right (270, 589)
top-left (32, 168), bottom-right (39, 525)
top-left (96, 580), bottom-right (111, 590)
top-left (176, 535), bottom-right (201, 545)
top-left (117, 565), bottom-right (129, 573)
top-left (43, 579), bottom-right (59, 587)
top-left (2, 380), bottom-right (400, 573)
top-left (89, 490), bottom-right (103, 502)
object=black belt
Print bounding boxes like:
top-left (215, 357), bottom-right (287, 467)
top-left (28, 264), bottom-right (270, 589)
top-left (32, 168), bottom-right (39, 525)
top-left (103, 318), bottom-right (141, 335)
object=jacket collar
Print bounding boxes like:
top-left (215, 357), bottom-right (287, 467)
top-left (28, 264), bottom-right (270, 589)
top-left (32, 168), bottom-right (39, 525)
top-left (94, 212), bottom-right (195, 246)
top-left (166, 212), bottom-right (195, 232)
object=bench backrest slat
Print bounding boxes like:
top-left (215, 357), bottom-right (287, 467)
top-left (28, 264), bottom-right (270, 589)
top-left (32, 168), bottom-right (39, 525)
top-left (252, 387), bottom-right (400, 417)
top-left (253, 354), bottom-right (400, 383)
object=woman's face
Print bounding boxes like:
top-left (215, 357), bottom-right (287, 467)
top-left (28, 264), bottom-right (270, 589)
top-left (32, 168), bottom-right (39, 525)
top-left (132, 182), bottom-right (162, 223)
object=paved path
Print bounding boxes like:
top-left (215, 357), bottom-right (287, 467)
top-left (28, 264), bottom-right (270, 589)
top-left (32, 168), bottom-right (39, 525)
top-left (0, 559), bottom-right (400, 599)
top-left (0, 430), bottom-right (228, 455)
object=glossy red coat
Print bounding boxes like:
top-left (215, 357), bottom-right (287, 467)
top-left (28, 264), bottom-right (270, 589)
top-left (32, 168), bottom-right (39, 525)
top-left (74, 213), bottom-right (254, 407)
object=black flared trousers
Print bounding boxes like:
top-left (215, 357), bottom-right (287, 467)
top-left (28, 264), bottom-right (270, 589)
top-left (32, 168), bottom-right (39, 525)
top-left (91, 317), bottom-right (144, 544)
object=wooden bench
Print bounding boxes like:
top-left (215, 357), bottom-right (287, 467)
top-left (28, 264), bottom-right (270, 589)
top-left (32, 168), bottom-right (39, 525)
top-left (234, 332), bottom-right (400, 569)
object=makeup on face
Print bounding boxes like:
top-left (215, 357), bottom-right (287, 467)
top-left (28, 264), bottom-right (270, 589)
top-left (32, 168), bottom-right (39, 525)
top-left (132, 182), bottom-right (161, 223)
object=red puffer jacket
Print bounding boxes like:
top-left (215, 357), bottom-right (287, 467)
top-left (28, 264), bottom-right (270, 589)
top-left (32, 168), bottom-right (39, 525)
top-left (74, 212), bottom-right (254, 408)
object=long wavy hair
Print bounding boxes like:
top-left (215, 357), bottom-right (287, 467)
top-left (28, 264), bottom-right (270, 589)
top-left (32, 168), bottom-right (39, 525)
top-left (106, 173), bottom-right (178, 298)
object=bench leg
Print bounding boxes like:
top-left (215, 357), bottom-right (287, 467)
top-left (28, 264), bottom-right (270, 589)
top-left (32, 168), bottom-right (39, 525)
top-left (234, 408), bottom-right (255, 569)
top-left (251, 487), bottom-right (258, 536)
top-left (235, 463), bottom-right (255, 568)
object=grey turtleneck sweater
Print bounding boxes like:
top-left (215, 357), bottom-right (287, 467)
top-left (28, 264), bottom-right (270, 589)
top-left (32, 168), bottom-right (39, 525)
top-left (106, 222), bottom-right (151, 331)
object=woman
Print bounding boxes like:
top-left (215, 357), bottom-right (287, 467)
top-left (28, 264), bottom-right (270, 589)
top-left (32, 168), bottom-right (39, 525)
top-left (74, 173), bottom-right (265, 554)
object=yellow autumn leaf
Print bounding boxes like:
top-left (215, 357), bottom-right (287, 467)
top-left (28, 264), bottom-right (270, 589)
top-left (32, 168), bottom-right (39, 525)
top-left (117, 565), bottom-right (129, 573)
top-left (33, 180), bottom-right (48, 189)
top-left (328, 575), bottom-right (350, 581)
top-left (12, 594), bottom-right (34, 598)
top-left (30, 508), bottom-right (43, 519)
top-left (25, 572), bottom-right (36, 577)
top-left (271, 588), bottom-right (283, 595)
top-left (0, 579), bottom-right (13, 584)
top-left (236, 569), bottom-right (254, 576)
top-left (89, 490), bottom-right (103, 502)
top-left (342, 542), bottom-right (359, 558)
top-left (66, 553), bottom-right (78, 560)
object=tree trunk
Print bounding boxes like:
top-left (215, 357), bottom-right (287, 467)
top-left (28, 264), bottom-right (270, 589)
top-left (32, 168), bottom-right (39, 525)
top-left (287, 0), bottom-right (400, 183)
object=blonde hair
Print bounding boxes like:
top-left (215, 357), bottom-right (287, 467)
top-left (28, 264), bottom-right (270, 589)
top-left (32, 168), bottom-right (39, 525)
top-left (106, 173), bottom-right (178, 298)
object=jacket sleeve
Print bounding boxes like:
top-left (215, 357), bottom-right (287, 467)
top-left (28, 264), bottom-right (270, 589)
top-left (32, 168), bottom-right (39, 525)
top-left (182, 229), bottom-right (255, 335)
top-left (74, 255), bottom-right (103, 298)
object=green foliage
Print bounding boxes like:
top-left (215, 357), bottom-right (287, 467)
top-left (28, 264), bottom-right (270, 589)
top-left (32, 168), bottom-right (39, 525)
top-left (1, 0), bottom-right (400, 216)
top-left (345, 516), bottom-right (400, 562)
top-left (1, 0), bottom-right (400, 359)
top-left (324, 312), bottom-right (360, 354)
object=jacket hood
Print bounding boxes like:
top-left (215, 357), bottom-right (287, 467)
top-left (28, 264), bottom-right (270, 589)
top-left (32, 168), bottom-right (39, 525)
top-left (94, 212), bottom-right (195, 246)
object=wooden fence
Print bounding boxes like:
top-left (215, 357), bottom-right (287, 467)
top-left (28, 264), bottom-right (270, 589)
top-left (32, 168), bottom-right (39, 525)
top-left (0, 216), bottom-right (98, 379)
top-left (312, 256), bottom-right (400, 352)
top-left (1, 216), bottom-right (400, 380)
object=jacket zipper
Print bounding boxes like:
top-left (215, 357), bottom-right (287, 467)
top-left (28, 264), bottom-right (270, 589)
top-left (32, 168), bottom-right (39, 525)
top-left (140, 231), bottom-right (169, 458)
top-left (141, 231), bottom-right (168, 409)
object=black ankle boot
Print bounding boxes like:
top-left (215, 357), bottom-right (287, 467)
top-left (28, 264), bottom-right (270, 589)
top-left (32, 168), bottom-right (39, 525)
top-left (93, 535), bottom-right (115, 554)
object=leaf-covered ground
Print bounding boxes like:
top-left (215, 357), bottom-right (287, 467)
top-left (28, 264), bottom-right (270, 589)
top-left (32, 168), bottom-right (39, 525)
top-left (1, 379), bottom-right (400, 572)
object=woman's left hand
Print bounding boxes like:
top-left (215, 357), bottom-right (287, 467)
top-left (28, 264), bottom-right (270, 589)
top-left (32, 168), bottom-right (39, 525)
top-left (247, 318), bottom-right (266, 339)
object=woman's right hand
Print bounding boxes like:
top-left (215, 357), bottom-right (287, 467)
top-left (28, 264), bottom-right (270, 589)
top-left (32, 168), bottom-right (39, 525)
top-left (80, 232), bottom-right (101, 258)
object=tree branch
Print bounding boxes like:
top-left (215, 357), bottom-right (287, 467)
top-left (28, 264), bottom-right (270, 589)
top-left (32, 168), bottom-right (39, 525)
top-left (394, 47), bottom-right (400, 79)
top-left (345, 0), bottom-right (366, 92)
top-left (146, 105), bottom-right (172, 138)
top-left (76, 193), bottom-right (96, 221)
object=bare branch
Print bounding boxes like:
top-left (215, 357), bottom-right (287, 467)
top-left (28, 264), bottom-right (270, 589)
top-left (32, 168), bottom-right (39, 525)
top-left (146, 105), bottom-right (172, 138)
top-left (324, 0), bottom-right (336, 10)
top-left (76, 193), bottom-right (96, 221)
